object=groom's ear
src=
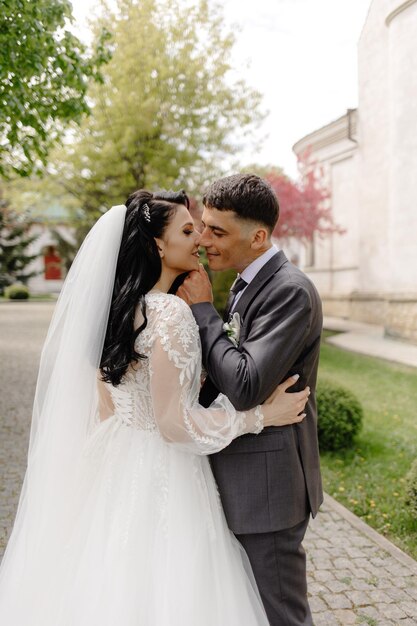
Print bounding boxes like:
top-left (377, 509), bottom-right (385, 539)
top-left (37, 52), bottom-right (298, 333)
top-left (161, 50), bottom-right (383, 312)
top-left (250, 226), bottom-right (269, 250)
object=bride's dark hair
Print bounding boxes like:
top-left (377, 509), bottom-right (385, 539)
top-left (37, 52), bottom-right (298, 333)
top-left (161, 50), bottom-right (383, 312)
top-left (100, 188), bottom-right (190, 386)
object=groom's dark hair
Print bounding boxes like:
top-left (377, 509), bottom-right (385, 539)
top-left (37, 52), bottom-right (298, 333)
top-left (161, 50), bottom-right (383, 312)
top-left (202, 173), bottom-right (279, 232)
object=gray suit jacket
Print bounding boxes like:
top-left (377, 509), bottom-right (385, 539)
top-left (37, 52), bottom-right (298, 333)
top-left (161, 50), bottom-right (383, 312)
top-left (191, 251), bottom-right (323, 534)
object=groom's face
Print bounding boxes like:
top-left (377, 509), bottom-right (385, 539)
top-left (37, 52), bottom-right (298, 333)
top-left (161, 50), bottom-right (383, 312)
top-left (199, 207), bottom-right (256, 273)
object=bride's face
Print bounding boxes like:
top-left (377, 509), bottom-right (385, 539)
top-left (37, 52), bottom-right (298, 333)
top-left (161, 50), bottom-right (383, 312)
top-left (156, 204), bottom-right (201, 274)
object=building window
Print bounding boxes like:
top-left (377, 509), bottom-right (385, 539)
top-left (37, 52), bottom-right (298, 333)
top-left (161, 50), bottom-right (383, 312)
top-left (44, 245), bottom-right (62, 280)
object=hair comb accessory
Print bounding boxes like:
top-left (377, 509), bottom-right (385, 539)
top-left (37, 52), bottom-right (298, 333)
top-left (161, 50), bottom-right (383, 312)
top-left (142, 203), bottom-right (151, 222)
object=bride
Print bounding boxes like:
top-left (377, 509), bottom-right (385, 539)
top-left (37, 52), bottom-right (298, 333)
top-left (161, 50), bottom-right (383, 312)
top-left (0, 189), bottom-right (309, 625)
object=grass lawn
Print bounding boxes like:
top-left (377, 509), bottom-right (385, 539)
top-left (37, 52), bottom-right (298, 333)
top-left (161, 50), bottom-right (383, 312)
top-left (318, 335), bottom-right (417, 559)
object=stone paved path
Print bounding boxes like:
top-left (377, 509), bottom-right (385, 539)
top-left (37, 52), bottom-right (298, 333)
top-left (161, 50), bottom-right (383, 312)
top-left (1, 302), bottom-right (417, 625)
top-left (324, 316), bottom-right (417, 369)
top-left (306, 496), bottom-right (417, 625)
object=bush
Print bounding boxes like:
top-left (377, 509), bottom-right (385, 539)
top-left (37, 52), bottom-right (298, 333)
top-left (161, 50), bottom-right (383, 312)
top-left (211, 269), bottom-right (237, 316)
top-left (4, 283), bottom-right (30, 300)
top-left (317, 380), bottom-right (363, 451)
top-left (405, 459), bottom-right (417, 519)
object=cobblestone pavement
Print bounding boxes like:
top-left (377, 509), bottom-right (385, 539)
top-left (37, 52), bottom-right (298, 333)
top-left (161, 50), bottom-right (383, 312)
top-left (306, 496), bottom-right (417, 625)
top-left (1, 302), bottom-right (417, 625)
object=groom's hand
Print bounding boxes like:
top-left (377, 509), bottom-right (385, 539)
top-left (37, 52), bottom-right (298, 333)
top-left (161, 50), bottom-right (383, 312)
top-left (177, 264), bottom-right (213, 305)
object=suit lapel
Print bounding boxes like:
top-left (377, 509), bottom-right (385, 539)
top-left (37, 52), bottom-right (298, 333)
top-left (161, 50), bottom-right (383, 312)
top-left (233, 250), bottom-right (288, 321)
top-left (202, 251), bottom-right (288, 399)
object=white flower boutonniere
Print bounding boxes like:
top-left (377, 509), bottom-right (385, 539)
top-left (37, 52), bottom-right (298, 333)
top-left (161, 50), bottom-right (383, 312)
top-left (223, 312), bottom-right (241, 347)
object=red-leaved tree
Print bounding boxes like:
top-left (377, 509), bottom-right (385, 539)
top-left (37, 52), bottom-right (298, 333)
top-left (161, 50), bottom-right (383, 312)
top-left (266, 152), bottom-right (343, 242)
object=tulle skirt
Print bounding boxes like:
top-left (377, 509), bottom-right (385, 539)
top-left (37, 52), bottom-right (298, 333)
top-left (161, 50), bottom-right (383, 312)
top-left (0, 417), bottom-right (268, 625)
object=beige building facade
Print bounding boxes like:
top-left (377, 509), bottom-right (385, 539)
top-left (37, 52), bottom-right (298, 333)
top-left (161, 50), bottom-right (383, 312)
top-left (294, 0), bottom-right (417, 343)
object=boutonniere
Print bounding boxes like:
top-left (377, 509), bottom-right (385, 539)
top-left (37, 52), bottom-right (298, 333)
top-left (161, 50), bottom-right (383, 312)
top-left (223, 312), bottom-right (241, 347)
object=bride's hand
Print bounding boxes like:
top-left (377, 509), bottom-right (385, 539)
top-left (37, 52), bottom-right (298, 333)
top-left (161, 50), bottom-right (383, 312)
top-left (261, 375), bottom-right (310, 428)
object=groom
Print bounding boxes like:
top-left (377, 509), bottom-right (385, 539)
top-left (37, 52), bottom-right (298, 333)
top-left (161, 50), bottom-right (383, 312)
top-left (178, 174), bottom-right (323, 626)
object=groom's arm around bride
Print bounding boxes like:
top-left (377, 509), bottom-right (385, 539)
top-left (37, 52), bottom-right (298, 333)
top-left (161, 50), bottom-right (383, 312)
top-left (178, 174), bottom-right (323, 626)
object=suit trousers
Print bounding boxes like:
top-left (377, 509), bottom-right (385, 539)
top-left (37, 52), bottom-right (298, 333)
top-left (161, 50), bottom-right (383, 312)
top-left (235, 517), bottom-right (313, 626)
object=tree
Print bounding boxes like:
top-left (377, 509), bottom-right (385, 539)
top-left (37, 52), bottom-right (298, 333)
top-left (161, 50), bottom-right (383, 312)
top-left (0, 202), bottom-right (40, 293)
top-left (49, 227), bottom-right (76, 273)
top-left (50, 0), bottom-right (264, 233)
top-left (0, 0), bottom-right (111, 178)
top-left (251, 155), bottom-right (342, 242)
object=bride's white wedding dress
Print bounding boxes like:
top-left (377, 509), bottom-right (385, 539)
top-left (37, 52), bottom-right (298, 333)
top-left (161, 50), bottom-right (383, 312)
top-left (0, 292), bottom-right (268, 625)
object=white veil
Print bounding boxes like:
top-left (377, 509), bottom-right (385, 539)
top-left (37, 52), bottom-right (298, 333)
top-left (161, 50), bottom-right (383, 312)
top-left (0, 205), bottom-right (127, 605)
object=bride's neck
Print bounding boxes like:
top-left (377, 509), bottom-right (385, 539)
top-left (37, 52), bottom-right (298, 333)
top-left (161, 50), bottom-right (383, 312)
top-left (151, 267), bottom-right (179, 294)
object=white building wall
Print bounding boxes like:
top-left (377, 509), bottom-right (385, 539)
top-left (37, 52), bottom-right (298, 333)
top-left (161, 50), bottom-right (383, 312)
top-left (328, 155), bottom-right (359, 292)
top-left (387, 0), bottom-right (417, 292)
top-left (293, 0), bottom-right (417, 342)
top-left (293, 117), bottom-right (360, 301)
top-left (357, 0), bottom-right (392, 294)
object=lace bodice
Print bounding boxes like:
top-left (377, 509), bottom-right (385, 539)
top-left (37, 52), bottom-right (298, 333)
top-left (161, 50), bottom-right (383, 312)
top-left (98, 293), bottom-right (263, 454)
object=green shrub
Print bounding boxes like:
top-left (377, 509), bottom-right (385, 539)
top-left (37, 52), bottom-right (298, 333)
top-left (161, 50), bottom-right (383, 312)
top-left (317, 380), bottom-right (363, 451)
top-left (211, 269), bottom-right (237, 316)
top-left (4, 283), bottom-right (30, 300)
top-left (405, 459), bottom-right (417, 519)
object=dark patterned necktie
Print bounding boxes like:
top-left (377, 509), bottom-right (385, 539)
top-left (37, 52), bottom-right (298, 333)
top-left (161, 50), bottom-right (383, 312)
top-left (223, 276), bottom-right (248, 321)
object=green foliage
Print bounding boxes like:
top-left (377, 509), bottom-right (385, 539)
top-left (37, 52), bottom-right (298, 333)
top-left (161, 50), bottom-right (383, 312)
top-left (50, 227), bottom-right (76, 272)
top-left (317, 380), bottom-right (363, 451)
top-left (211, 269), bottom-right (236, 316)
top-left (49, 0), bottom-right (264, 239)
top-left (0, 0), bottom-right (111, 177)
top-left (405, 459), bottom-right (417, 519)
top-left (240, 164), bottom-right (285, 178)
top-left (0, 204), bottom-right (40, 293)
top-left (4, 283), bottom-right (30, 299)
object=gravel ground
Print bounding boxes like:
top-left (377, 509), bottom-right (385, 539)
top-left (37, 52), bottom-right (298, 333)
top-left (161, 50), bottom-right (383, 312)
top-left (0, 302), bottom-right (55, 556)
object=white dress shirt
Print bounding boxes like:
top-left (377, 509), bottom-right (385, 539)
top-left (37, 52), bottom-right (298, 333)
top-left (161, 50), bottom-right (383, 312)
top-left (231, 244), bottom-right (279, 312)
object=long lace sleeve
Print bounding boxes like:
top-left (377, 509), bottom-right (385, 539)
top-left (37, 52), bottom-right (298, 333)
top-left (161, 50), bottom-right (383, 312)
top-left (149, 296), bottom-right (264, 454)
